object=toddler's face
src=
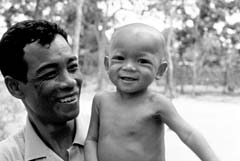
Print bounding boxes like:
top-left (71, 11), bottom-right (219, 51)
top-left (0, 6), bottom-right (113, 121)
top-left (107, 29), bottom-right (163, 94)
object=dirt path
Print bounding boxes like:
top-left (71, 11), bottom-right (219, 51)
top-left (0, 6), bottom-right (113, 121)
top-left (166, 96), bottom-right (240, 161)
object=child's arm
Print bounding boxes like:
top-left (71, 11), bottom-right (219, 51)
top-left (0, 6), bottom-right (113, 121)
top-left (157, 96), bottom-right (220, 161)
top-left (84, 95), bottom-right (100, 161)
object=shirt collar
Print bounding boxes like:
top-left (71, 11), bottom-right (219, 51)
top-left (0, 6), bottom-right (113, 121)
top-left (72, 115), bottom-right (88, 146)
top-left (24, 115), bottom-right (88, 161)
top-left (25, 117), bottom-right (49, 160)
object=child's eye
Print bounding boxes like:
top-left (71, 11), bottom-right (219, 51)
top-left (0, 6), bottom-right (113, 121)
top-left (111, 55), bottom-right (124, 61)
top-left (138, 58), bottom-right (152, 65)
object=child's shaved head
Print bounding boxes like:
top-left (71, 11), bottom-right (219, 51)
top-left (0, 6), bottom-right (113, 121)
top-left (110, 23), bottom-right (166, 60)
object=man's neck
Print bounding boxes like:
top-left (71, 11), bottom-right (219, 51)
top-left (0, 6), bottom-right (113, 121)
top-left (29, 117), bottom-right (76, 160)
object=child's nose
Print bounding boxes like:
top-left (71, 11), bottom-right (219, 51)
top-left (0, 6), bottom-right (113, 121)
top-left (122, 61), bottom-right (136, 71)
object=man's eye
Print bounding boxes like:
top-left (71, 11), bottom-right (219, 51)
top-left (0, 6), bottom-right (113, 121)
top-left (68, 64), bottom-right (79, 73)
top-left (42, 71), bottom-right (57, 80)
top-left (111, 55), bottom-right (124, 61)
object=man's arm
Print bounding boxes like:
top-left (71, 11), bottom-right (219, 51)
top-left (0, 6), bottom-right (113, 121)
top-left (84, 95), bottom-right (100, 161)
top-left (157, 95), bottom-right (220, 161)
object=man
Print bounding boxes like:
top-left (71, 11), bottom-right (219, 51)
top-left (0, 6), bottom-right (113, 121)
top-left (0, 20), bottom-right (88, 161)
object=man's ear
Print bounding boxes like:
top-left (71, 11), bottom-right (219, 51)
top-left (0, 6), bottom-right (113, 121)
top-left (156, 62), bottom-right (168, 80)
top-left (104, 56), bottom-right (110, 71)
top-left (4, 76), bottom-right (25, 99)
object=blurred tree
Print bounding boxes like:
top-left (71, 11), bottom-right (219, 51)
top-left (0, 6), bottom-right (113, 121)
top-left (0, 0), bottom-right (84, 52)
top-left (81, 0), bottom-right (110, 90)
top-left (221, 22), bottom-right (240, 93)
top-left (81, 0), bottom-right (130, 90)
top-left (0, 0), bottom-right (69, 27)
top-left (174, 0), bottom-right (240, 94)
top-left (72, 0), bottom-right (84, 58)
top-left (217, 0), bottom-right (240, 93)
top-left (145, 0), bottom-right (188, 97)
top-left (144, 0), bottom-right (240, 95)
top-left (0, 81), bottom-right (24, 140)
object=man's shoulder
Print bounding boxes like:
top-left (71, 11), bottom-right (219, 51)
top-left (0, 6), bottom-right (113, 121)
top-left (0, 129), bottom-right (25, 160)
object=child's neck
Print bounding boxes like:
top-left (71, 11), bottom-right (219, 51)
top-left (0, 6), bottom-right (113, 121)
top-left (117, 88), bottom-right (149, 100)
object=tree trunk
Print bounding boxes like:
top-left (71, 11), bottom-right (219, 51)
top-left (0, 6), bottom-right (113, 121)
top-left (165, 27), bottom-right (175, 98)
top-left (191, 46), bottom-right (198, 96)
top-left (72, 0), bottom-right (84, 57)
top-left (222, 49), bottom-right (233, 93)
top-left (179, 64), bottom-right (185, 94)
top-left (94, 26), bottom-right (107, 91)
top-left (34, 0), bottom-right (41, 19)
top-left (191, 15), bottom-right (201, 96)
top-left (165, 51), bottom-right (174, 98)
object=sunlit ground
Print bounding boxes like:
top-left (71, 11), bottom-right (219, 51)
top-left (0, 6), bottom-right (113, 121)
top-left (1, 81), bottom-right (240, 161)
top-left (167, 96), bottom-right (240, 161)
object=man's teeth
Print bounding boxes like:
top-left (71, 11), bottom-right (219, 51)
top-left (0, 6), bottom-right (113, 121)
top-left (59, 95), bottom-right (77, 103)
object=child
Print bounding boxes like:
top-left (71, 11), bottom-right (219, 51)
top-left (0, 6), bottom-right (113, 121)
top-left (84, 23), bottom-right (219, 161)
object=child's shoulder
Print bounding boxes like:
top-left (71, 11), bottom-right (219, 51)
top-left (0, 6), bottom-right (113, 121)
top-left (92, 91), bottom-right (117, 109)
top-left (93, 91), bottom-right (116, 101)
top-left (149, 90), bottom-right (170, 102)
top-left (148, 91), bottom-right (174, 109)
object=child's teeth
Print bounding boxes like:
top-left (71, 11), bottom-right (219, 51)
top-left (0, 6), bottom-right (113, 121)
top-left (124, 78), bottom-right (134, 80)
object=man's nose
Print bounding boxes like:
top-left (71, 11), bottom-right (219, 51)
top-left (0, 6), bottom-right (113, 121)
top-left (59, 70), bottom-right (76, 89)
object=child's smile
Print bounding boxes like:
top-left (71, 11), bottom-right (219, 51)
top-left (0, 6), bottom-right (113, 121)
top-left (120, 75), bottom-right (138, 82)
top-left (108, 49), bottom-right (160, 94)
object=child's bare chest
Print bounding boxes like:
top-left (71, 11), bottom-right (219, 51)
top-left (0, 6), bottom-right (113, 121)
top-left (97, 100), bottom-right (165, 161)
top-left (99, 101), bottom-right (163, 138)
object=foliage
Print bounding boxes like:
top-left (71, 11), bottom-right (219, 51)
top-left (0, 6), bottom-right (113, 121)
top-left (0, 79), bottom-right (25, 140)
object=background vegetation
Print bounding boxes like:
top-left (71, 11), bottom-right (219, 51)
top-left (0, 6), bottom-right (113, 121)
top-left (0, 0), bottom-right (240, 140)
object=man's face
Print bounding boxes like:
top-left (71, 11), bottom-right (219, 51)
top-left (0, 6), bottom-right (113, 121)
top-left (20, 34), bottom-right (82, 124)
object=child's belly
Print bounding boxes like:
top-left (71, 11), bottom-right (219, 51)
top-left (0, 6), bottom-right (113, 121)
top-left (97, 135), bottom-right (165, 161)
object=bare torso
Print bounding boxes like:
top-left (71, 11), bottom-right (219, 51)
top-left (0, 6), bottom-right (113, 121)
top-left (97, 92), bottom-right (166, 161)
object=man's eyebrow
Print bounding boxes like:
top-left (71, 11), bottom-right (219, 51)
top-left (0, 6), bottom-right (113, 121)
top-left (36, 57), bottom-right (78, 75)
top-left (36, 63), bottom-right (57, 75)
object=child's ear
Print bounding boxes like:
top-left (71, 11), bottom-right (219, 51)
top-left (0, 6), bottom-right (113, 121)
top-left (155, 62), bottom-right (168, 80)
top-left (104, 56), bottom-right (110, 71)
top-left (4, 76), bottom-right (25, 99)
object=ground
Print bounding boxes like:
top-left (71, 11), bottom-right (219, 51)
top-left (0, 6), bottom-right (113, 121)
top-left (1, 82), bottom-right (240, 161)
top-left (166, 95), bottom-right (240, 161)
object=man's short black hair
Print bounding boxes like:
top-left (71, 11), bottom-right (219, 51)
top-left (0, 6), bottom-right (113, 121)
top-left (0, 19), bottom-right (68, 83)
